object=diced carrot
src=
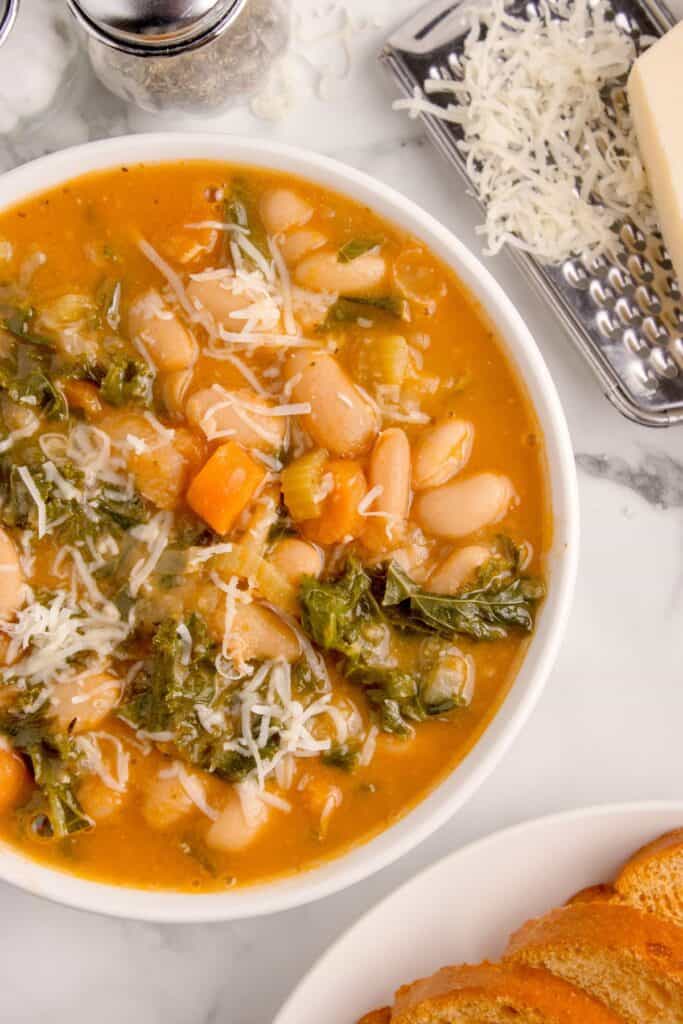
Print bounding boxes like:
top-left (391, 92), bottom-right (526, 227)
top-left (301, 459), bottom-right (367, 546)
top-left (186, 441), bottom-right (265, 535)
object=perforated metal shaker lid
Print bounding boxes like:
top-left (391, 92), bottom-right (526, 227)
top-left (67, 0), bottom-right (247, 55)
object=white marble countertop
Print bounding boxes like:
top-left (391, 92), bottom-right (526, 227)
top-left (1, 2), bottom-right (682, 1022)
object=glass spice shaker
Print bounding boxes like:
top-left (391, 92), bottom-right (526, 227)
top-left (0, 0), bottom-right (19, 47)
top-left (66, 0), bottom-right (291, 115)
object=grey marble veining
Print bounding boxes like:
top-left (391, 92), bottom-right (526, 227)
top-left (576, 451), bottom-right (683, 509)
top-left (0, 2), bottom-right (682, 1023)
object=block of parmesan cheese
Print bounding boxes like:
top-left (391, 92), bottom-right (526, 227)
top-left (628, 22), bottom-right (683, 287)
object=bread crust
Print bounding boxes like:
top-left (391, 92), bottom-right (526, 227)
top-left (507, 901), bottom-right (683, 969)
top-left (566, 884), bottom-right (615, 906)
top-left (506, 899), bottom-right (683, 1022)
top-left (357, 1010), bottom-right (391, 1024)
top-left (390, 961), bottom-right (624, 1022)
top-left (615, 829), bottom-right (683, 911)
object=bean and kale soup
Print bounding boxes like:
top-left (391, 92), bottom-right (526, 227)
top-left (0, 163), bottom-right (548, 890)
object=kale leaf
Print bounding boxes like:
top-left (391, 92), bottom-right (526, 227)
top-left (119, 615), bottom-right (279, 782)
top-left (226, 178), bottom-right (270, 261)
top-left (0, 707), bottom-right (90, 839)
top-left (2, 307), bottom-right (54, 349)
top-left (379, 545), bottom-right (545, 641)
top-left (322, 743), bottom-right (360, 772)
top-left (337, 237), bottom-right (384, 263)
top-left (0, 328), bottom-right (67, 421)
top-left (300, 560), bottom-right (435, 735)
top-left (321, 294), bottom-right (408, 329)
top-left (100, 353), bottom-right (153, 407)
top-left (299, 551), bottom-right (545, 735)
top-left (95, 492), bottom-right (149, 531)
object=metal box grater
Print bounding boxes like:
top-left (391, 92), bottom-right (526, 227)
top-left (380, 0), bottom-right (683, 426)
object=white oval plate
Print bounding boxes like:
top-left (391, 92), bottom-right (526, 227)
top-left (275, 802), bottom-right (683, 1024)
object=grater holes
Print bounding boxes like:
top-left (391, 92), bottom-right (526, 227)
top-left (584, 252), bottom-right (608, 275)
top-left (653, 243), bottom-right (673, 271)
top-left (630, 362), bottom-right (659, 392)
top-left (661, 306), bottom-right (683, 334)
top-left (589, 279), bottom-right (614, 306)
top-left (607, 266), bottom-right (629, 293)
top-left (447, 52), bottom-right (464, 76)
top-left (665, 275), bottom-right (681, 301)
top-left (650, 347), bottom-right (679, 379)
top-left (670, 337), bottom-right (683, 370)
top-left (627, 253), bottom-right (654, 282)
top-left (620, 222), bottom-right (647, 252)
top-left (642, 316), bottom-right (669, 344)
top-left (563, 260), bottom-right (589, 289)
top-left (634, 284), bottom-right (660, 315)
top-left (614, 11), bottom-right (640, 35)
top-left (596, 309), bottom-right (618, 338)
top-left (615, 297), bottom-right (638, 325)
top-left (623, 329), bottom-right (649, 356)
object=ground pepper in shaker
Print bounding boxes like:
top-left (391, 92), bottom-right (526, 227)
top-left (67, 0), bottom-right (290, 114)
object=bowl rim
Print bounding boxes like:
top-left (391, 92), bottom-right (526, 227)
top-left (0, 132), bottom-right (579, 922)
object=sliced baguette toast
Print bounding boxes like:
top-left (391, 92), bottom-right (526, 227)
top-left (566, 884), bottom-right (615, 906)
top-left (614, 829), bottom-right (683, 929)
top-left (506, 901), bottom-right (683, 1023)
top-left (388, 962), bottom-right (625, 1023)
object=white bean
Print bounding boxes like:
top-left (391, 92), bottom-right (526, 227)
top-left (78, 775), bottom-right (126, 823)
top-left (206, 792), bottom-right (269, 853)
top-left (427, 545), bottom-right (491, 594)
top-left (294, 250), bottom-right (386, 294)
top-left (412, 417), bottom-right (474, 491)
top-left (413, 472), bottom-right (514, 540)
top-left (128, 290), bottom-right (197, 372)
top-left (363, 428), bottom-right (411, 552)
top-left (280, 229), bottom-right (327, 265)
top-left (0, 528), bottom-right (23, 618)
top-left (229, 603), bottom-right (300, 663)
top-left (185, 277), bottom-right (250, 330)
top-left (158, 367), bottom-right (193, 419)
top-left (259, 188), bottom-right (313, 235)
top-left (269, 538), bottom-right (323, 586)
top-left (185, 385), bottom-right (286, 452)
top-left (380, 539), bottom-right (431, 584)
top-left (142, 773), bottom-right (194, 830)
top-left (0, 747), bottom-right (28, 815)
top-left (285, 350), bottom-right (378, 457)
top-left (100, 411), bottom-right (200, 510)
top-left (50, 671), bottom-right (121, 734)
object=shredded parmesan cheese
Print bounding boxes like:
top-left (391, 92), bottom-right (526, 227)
top-left (129, 511), bottom-right (173, 597)
top-left (16, 466), bottom-right (47, 539)
top-left (394, 0), bottom-right (656, 263)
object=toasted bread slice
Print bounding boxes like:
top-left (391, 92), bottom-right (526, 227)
top-left (388, 962), bottom-right (624, 1023)
top-left (566, 884), bottom-right (615, 906)
top-left (614, 829), bottom-right (683, 928)
top-left (506, 901), bottom-right (683, 1023)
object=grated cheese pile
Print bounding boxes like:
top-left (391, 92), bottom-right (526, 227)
top-left (394, 0), bottom-right (657, 264)
top-left (1, 592), bottom-right (129, 691)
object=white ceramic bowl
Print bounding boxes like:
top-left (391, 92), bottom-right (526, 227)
top-left (0, 133), bottom-right (579, 921)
